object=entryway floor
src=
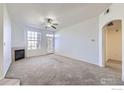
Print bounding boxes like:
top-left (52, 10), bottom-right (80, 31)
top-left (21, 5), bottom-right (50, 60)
top-left (105, 59), bottom-right (122, 73)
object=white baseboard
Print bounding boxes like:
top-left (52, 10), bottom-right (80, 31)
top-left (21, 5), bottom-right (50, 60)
top-left (54, 53), bottom-right (99, 66)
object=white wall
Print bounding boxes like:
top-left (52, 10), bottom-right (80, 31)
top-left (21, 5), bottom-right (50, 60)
top-left (0, 4), bottom-right (12, 79)
top-left (3, 6), bottom-right (12, 76)
top-left (0, 4), bottom-right (4, 79)
top-left (11, 21), bottom-right (26, 48)
top-left (99, 3), bottom-right (124, 81)
top-left (55, 17), bottom-right (99, 65)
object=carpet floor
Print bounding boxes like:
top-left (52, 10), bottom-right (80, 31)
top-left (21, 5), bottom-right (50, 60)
top-left (5, 54), bottom-right (124, 85)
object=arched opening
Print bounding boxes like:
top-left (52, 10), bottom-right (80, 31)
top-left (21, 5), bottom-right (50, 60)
top-left (102, 20), bottom-right (122, 74)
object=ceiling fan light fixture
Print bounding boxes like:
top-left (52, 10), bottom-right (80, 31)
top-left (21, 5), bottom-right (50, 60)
top-left (47, 24), bottom-right (51, 27)
top-left (43, 17), bottom-right (58, 30)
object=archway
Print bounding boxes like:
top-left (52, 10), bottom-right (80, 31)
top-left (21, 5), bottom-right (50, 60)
top-left (101, 19), bottom-right (122, 78)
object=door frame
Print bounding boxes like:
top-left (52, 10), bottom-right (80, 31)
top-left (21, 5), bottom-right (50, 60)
top-left (99, 19), bottom-right (123, 81)
top-left (102, 19), bottom-right (122, 67)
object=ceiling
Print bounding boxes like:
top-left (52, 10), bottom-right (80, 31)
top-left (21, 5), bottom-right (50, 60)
top-left (7, 3), bottom-right (111, 30)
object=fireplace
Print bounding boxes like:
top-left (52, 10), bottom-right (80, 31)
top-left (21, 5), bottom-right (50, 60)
top-left (15, 49), bottom-right (25, 61)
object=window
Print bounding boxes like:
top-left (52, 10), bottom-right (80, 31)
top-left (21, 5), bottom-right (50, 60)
top-left (27, 31), bottom-right (41, 50)
top-left (46, 34), bottom-right (54, 37)
top-left (46, 33), bottom-right (54, 53)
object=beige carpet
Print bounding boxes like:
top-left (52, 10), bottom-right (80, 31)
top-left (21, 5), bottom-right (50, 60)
top-left (0, 79), bottom-right (20, 85)
top-left (5, 54), bottom-right (124, 85)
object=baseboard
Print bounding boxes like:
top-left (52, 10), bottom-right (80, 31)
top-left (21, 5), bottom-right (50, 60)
top-left (26, 53), bottom-right (54, 58)
top-left (54, 53), bottom-right (99, 66)
top-left (107, 59), bottom-right (122, 62)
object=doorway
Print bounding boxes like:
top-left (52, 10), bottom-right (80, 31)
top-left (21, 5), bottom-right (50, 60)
top-left (102, 20), bottom-right (122, 72)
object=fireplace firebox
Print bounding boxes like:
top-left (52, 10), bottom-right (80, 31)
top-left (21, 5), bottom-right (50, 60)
top-left (15, 49), bottom-right (25, 61)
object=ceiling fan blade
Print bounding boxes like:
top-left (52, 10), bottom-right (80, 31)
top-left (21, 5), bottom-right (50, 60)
top-left (51, 25), bottom-right (56, 29)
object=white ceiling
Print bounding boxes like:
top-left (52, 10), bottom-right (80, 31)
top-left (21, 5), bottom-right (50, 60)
top-left (7, 3), bottom-right (111, 30)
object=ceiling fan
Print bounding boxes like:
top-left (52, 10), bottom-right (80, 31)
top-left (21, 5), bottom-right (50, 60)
top-left (44, 18), bottom-right (58, 29)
